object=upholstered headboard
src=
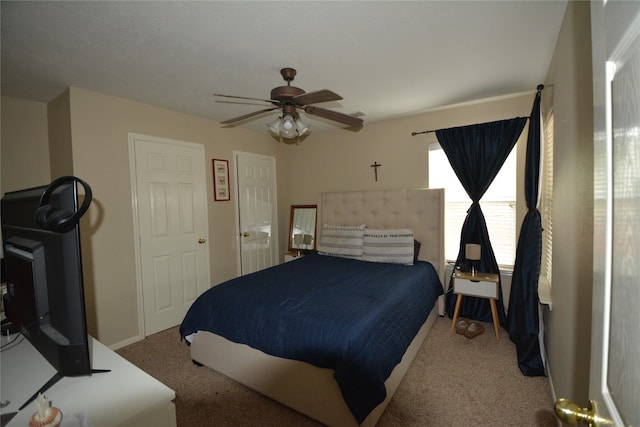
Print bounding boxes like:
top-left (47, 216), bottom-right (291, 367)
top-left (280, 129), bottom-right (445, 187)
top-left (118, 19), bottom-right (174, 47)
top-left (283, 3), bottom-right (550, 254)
top-left (317, 188), bottom-right (445, 287)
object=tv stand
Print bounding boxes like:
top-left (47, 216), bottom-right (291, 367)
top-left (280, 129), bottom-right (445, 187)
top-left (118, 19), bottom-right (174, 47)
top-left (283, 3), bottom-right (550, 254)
top-left (1, 335), bottom-right (176, 426)
top-left (19, 368), bottom-right (111, 411)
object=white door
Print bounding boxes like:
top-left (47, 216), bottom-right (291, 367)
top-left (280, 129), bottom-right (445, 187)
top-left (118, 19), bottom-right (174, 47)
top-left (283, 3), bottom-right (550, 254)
top-left (234, 151), bottom-right (278, 276)
top-left (558, 2), bottom-right (640, 425)
top-left (129, 134), bottom-right (211, 336)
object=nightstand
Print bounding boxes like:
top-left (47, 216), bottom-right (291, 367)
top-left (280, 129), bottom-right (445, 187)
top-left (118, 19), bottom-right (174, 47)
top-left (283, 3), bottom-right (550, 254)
top-left (451, 271), bottom-right (500, 339)
top-left (284, 251), bottom-right (304, 262)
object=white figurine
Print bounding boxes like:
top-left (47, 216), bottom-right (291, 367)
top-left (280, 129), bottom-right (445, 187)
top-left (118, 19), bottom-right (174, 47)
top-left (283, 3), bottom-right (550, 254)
top-left (29, 393), bottom-right (62, 427)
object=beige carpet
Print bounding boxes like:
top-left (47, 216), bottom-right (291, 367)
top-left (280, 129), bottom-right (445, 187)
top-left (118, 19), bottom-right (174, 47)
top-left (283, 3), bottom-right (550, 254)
top-left (116, 317), bottom-right (557, 426)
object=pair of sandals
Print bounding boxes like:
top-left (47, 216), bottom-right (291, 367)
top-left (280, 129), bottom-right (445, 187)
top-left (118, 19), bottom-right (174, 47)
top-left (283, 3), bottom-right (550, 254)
top-left (455, 318), bottom-right (485, 339)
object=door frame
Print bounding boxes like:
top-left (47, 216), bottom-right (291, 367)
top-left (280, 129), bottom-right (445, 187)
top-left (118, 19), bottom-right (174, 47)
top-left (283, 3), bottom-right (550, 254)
top-left (128, 133), bottom-right (211, 338)
top-left (232, 150), bottom-right (279, 277)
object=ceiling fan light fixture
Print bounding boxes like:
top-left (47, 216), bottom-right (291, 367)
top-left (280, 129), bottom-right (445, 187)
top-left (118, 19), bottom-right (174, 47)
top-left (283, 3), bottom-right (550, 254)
top-left (279, 115), bottom-right (298, 139)
top-left (267, 117), bottom-right (281, 134)
top-left (281, 115), bottom-right (295, 130)
top-left (280, 128), bottom-right (297, 139)
top-left (295, 117), bottom-right (310, 136)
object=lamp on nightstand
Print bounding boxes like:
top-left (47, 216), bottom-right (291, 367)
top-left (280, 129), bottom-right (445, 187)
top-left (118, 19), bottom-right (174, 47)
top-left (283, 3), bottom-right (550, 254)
top-left (465, 243), bottom-right (481, 276)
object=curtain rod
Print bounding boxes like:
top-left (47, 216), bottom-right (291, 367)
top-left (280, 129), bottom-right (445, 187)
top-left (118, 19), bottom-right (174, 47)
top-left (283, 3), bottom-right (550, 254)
top-left (411, 116), bottom-right (530, 136)
top-left (411, 84), bottom-right (545, 137)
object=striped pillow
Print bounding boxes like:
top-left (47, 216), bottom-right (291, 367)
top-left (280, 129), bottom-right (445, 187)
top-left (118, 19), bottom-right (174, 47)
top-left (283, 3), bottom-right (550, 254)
top-left (318, 224), bottom-right (365, 259)
top-left (362, 227), bottom-right (415, 265)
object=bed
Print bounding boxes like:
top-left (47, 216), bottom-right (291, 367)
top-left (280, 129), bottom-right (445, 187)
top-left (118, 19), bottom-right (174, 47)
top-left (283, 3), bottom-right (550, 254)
top-left (180, 188), bottom-right (445, 426)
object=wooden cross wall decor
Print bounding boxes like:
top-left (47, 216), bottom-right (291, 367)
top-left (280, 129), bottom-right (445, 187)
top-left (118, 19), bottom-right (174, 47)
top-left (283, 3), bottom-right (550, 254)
top-left (370, 161), bottom-right (381, 182)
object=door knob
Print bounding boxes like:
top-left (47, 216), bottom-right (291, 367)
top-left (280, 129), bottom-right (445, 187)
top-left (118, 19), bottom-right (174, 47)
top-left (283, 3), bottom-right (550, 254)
top-left (198, 238), bottom-right (206, 244)
top-left (242, 232), bottom-right (250, 237)
top-left (554, 398), bottom-right (612, 426)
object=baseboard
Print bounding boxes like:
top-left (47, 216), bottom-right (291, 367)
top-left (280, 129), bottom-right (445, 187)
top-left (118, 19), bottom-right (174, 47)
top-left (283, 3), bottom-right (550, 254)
top-left (108, 332), bottom-right (145, 351)
top-left (544, 348), bottom-right (562, 426)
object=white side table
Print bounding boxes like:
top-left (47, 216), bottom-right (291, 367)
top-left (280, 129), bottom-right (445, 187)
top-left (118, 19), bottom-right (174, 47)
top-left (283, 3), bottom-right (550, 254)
top-left (450, 271), bottom-right (501, 339)
top-left (284, 251), bottom-right (304, 262)
top-left (1, 335), bottom-right (176, 427)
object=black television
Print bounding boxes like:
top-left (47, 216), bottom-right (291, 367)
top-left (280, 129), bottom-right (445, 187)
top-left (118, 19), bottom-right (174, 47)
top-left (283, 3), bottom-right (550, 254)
top-left (1, 177), bottom-right (105, 410)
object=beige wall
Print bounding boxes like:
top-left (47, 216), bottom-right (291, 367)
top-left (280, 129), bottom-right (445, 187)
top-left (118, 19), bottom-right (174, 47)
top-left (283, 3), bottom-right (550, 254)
top-left (1, 96), bottom-right (51, 193)
top-left (4, 88), bottom-right (281, 346)
top-left (280, 93), bottom-right (533, 244)
top-left (64, 87), bottom-right (285, 346)
top-left (48, 89), bottom-right (74, 177)
top-left (543, 0), bottom-right (593, 405)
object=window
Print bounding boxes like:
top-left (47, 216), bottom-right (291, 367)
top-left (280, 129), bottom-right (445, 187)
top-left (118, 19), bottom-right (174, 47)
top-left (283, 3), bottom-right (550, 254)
top-left (428, 143), bottom-right (517, 267)
top-left (539, 111), bottom-right (554, 290)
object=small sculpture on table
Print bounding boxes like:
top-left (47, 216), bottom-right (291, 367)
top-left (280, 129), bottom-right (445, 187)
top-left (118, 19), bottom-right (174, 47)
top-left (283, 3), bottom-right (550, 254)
top-left (29, 393), bottom-right (62, 427)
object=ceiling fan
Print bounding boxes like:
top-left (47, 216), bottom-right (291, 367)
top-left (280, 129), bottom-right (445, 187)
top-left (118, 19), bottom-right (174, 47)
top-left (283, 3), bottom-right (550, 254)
top-left (213, 67), bottom-right (363, 138)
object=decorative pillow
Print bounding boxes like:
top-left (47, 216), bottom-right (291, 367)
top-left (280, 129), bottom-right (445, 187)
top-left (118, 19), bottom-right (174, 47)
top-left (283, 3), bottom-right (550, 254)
top-left (362, 227), bottom-right (415, 265)
top-left (318, 224), bottom-right (366, 259)
top-left (414, 239), bottom-right (422, 262)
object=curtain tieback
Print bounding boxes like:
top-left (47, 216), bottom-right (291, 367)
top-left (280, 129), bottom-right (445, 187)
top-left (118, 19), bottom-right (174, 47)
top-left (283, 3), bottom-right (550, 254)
top-left (466, 201), bottom-right (481, 213)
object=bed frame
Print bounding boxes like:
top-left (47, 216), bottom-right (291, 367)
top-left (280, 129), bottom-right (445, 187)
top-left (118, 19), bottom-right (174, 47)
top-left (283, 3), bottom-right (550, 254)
top-left (190, 188), bottom-right (445, 426)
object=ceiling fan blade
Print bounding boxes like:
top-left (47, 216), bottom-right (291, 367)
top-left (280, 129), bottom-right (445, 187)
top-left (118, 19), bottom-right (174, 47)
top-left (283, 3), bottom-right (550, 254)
top-left (213, 93), bottom-right (277, 104)
top-left (304, 106), bottom-right (363, 127)
top-left (216, 100), bottom-right (274, 107)
top-left (293, 89), bottom-right (343, 106)
top-left (220, 108), bottom-right (278, 125)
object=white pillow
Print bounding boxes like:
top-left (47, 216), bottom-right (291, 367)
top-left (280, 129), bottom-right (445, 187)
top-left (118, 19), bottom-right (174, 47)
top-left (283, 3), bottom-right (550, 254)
top-left (362, 227), bottom-right (414, 265)
top-left (318, 224), bottom-right (365, 259)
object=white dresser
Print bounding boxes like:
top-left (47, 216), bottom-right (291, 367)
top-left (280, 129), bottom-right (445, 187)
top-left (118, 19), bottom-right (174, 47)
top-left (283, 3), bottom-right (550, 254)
top-left (0, 335), bottom-right (176, 427)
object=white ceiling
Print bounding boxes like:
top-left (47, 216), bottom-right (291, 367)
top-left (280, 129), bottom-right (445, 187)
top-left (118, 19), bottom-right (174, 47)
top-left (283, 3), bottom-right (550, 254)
top-left (1, 1), bottom-right (567, 134)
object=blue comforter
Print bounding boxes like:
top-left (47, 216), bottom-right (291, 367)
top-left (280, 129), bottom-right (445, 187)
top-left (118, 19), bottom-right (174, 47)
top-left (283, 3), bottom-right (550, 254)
top-left (180, 253), bottom-right (442, 424)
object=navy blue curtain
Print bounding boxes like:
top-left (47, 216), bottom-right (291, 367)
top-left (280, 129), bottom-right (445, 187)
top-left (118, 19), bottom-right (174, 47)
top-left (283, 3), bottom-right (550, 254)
top-left (437, 118), bottom-right (527, 324)
top-left (507, 90), bottom-right (546, 376)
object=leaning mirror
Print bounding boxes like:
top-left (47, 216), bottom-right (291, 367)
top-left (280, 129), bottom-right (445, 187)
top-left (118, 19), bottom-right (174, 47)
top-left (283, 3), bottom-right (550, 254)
top-left (288, 205), bottom-right (317, 253)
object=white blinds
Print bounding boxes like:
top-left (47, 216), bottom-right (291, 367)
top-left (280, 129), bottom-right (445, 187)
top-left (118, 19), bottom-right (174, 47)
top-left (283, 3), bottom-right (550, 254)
top-left (540, 112), bottom-right (554, 288)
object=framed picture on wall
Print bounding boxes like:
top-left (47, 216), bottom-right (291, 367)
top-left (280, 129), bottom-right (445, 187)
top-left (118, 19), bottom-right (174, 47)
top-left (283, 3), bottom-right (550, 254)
top-left (212, 159), bottom-right (230, 201)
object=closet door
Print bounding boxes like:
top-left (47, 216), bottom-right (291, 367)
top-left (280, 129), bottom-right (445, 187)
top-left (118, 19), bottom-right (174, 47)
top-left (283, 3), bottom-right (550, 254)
top-left (130, 133), bottom-right (211, 336)
top-left (234, 151), bottom-right (278, 276)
